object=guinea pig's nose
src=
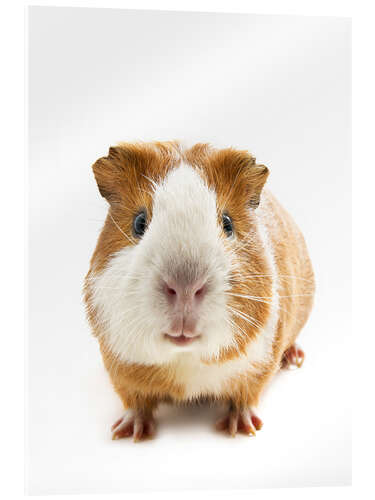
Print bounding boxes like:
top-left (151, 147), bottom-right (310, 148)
top-left (162, 278), bottom-right (207, 307)
top-left (162, 277), bottom-right (207, 338)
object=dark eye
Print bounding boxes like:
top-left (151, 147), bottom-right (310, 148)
top-left (133, 210), bottom-right (147, 238)
top-left (222, 213), bottom-right (234, 237)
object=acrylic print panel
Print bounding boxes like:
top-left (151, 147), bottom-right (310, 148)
top-left (27, 6), bottom-right (351, 495)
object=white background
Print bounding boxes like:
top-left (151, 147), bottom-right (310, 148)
top-left (26, 6), bottom-right (351, 495)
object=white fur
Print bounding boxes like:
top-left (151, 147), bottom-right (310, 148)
top-left (89, 164), bottom-right (280, 400)
top-left (90, 164), bottom-right (235, 366)
top-left (166, 198), bottom-right (280, 400)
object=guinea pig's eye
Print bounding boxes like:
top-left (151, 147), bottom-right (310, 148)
top-left (133, 210), bottom-right (147, 238)
top-left (222, 213), bottom-right (234, 237)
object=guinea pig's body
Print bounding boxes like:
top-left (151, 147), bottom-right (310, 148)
top-left (84, 141), bottom-right (314, 440)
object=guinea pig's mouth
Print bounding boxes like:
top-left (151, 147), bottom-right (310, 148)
top-left (164, 333), bottom-right (201, 346)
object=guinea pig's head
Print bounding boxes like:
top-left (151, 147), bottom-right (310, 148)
top-left (87, 142), bottom-right (271, 365)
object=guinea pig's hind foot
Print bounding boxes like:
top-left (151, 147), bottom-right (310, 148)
top-left (281, 344), bottom-right (305, 369)
top-left (215, 406), bottom-right (263, 438)
top-left (111, 409), bottom-right (156, 442)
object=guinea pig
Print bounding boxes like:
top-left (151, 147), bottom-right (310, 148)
top-left (83, 141), bottom-right (315, 441)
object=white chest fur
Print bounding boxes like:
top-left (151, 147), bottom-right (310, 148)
top-left (171, 316), bottom-right (278, 401)
top-left (172, 206), bottom-right (280, 401)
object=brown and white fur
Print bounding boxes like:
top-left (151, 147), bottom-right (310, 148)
top-left (83, 141), bottom-right (315, 441)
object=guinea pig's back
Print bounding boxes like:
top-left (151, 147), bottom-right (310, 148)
top-left (258, 190), bottom-right (315, 353)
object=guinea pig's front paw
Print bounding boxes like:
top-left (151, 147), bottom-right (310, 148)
top-left (215, 406), bottom-right (263, 438)
top-left (281, 343), bottom-right (305, 369)
top-left (111, 409), bottom-right (156, 442)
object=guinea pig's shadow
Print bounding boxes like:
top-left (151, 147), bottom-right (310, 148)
top-left (152, 367), bottom-right (303, 436)
top-left (156, 400), bottom-right (227, 435)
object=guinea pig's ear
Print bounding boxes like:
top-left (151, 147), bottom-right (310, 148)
top-left (247, 163), bottom-right (269, 209)
top-left (91, 147), bottom-right (125, 203)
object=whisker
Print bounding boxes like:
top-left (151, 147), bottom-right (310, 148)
top-left (109, 213), bottom-right (135, 245)
top-left (227, 292), bottom-right (304, 326)
top-left (228, 306), bottom-right (260, 329)
top-left (86, 270), bottom-right (146, 282)
top-left (228, 304), bottom-right (263, 328)
top-left (234, 273), bottom-right (315, 284)
top-left (141, 174), bottom-right (158, 191)
top-left (227, 292), bottom-right (313, 300)
top-left (223, 318), bottom-right (243, 356)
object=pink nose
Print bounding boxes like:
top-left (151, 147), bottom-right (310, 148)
top-left (163, 280), bottom-right (207, 303)
top-left (162, 278), bottom-right (207, 337)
